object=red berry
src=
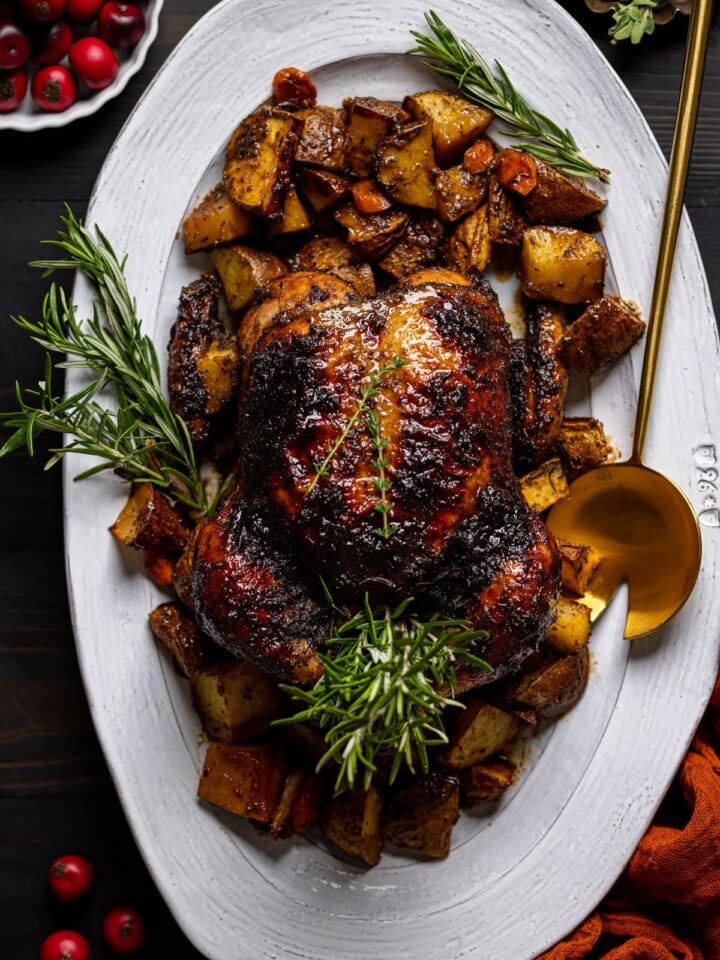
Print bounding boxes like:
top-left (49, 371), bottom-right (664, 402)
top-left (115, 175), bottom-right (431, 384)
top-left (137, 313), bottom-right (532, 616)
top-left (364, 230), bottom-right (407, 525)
top-left (103, 906), bottom-right (145, 954)
top-left (32, 19), bottom-right (72, 64)
top-left (97, 0), bottom-right (144, 47)
top-left (20, 0), bottom-right (66, 22)
top-left (65, 0), bottom-right (102, 22)
top-left (39, 930), bottom-right (90, 960)
top-left (68, 35), bottom-right (117, 90)
top-left (31, 63), bottom-right (77, 111)
top-left (0, 67), bottom-right (28, 111)
top-left (0, 19), bottom-right (31, 69)
top-left (47, 854), bottom-right (94, 902)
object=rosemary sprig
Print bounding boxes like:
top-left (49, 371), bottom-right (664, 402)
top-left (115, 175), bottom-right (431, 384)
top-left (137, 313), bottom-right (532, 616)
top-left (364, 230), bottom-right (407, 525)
top-left (304, 355), bottom-right (406, 497)
top-left (609, 0), bottom-right (659, 44)
top-left (277, 595), bottom-right (491, 794)
top-left (408, 11), bottom-right (610, 182)
top-left (0, 207), bottom-right (210, 514)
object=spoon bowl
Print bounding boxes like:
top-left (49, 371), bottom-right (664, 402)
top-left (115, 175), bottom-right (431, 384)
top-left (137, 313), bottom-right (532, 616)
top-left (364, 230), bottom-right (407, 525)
top-left (548, 462), bottom-right (701, 638)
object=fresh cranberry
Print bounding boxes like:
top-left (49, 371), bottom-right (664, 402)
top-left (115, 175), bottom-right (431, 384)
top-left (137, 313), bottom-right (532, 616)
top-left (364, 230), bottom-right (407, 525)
top-left (47, 854), bottom-right (94, 902)
top-left (39, 930), bottom-right (91, 960)
top-left (20, 0), bottom-right (66, 22)
top-left (32, 19), bottom-right (72, 64)
top-left (97, 1), bottom-right (145, 47)
top-left (103, 906), bottom-right (145, 953)
top-left (0, 19), bottom-right (31, 69)
top-left (65, 0), bottom-right (102, 22)
top-left (0, 67), bottom-right (28, 110)
top-left (68, 34), bottom-right (117, 89)
top-left (31, 63), bottom-right (77, 110)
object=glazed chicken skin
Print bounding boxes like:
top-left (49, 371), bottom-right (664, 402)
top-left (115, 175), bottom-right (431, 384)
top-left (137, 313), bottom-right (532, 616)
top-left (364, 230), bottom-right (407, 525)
top-left (191, 268), bottom-right (560, 687)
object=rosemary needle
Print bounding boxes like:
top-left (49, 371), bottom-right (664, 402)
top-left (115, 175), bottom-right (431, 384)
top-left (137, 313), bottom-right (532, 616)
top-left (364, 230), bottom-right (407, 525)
top-left (408, 10), bottom-right (610, 182)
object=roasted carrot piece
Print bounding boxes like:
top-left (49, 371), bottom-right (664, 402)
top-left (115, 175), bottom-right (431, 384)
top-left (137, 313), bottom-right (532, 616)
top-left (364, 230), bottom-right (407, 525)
top-left (351, 179), bottom-right (393, 214)
top-left (493, 149), bottom-right (538, 196)
top-left (463, 139), bottom-right (495, 175)
top-left (272, 67), bottom-right (317, 109)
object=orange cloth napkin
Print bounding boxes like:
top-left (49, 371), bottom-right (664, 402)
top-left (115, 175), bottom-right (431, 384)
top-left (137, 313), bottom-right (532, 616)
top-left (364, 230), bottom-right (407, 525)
top-left (539, 671), bottom-right (720, 959)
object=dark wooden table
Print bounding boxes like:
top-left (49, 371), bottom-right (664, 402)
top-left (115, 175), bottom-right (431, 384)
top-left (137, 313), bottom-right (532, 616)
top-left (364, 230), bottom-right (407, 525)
top-left (1, 2), bottom-right (718, 955)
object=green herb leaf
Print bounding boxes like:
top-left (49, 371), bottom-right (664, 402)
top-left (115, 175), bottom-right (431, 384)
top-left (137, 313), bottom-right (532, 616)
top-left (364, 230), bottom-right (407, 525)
top-left (408, 10), bottom-right (610, 182)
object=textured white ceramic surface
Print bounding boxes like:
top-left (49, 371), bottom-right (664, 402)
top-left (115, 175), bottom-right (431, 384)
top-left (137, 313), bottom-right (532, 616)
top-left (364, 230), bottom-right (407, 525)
top-left (63, 1), bottom-right (720, 957)
top-left (0, 0), bottom-right (163, 132)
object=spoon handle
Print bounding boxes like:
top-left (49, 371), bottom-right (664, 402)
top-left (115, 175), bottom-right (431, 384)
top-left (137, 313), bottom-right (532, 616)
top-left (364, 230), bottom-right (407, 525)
top-left (631, 0), bottom-right (715, 463)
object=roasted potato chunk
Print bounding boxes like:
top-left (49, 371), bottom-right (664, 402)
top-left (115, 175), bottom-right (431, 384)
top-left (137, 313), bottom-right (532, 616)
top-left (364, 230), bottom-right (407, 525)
top-left (110, 482), bottom-right (188, 552)
top-left (520, 226), bottom-right (606, 304)
top-left (439, 699), bottom-right (520, 769)
top-left (460, 758), bottom-right (515, 805)
top-left (558, 295), bottom-right (645, 375)
top-left (288, 236), bottom-right (376, 295)
top-left (546, 596), bottom-right (593, 655)
top-left (557, 417), bottom-right (609, 477)
top-left (487, 174), bottom-right (528, 266)
top-left (556, 538), bottom-right (604, 597)
top-left (384, 772), bottom-right (460, 859)
top-left (432, 164), bottom-right (488, 222)
top-left (295, 105), bottom-right (347, 170)
top-left (520, 457), bottom-right (570, 513)
top-left (343, 97), bottom-right (408, 178)
top-left (192, 658), bottom-right (287, 742)
top-left (224, 106), bottom-right (302, 218)
top-left (182, 184), bottom-right (256, 254)
top-left (148, 601), bottom-right (213, 680)
top-left (210, 244), bottom-right (286, 312)
top-left (196, 336), bottom-right (239, 415)
top-left (333, 202), bottom-right (409, 259)
top-left (268, 185), bottom-right (312, 236)
top-left (510, 647), bottom-right (589, 720)
top-left (296, 166), bottom-right (351, 215)
top-left (321, 785), bottom-right (384, 866)
top-left (441, 203), bottom-right (491, 273)
top-left (377, 212), bottom-right (444, 279)
top-left (375, 120), bottom-right (437, 209)
top-left (198, 741), bottom-right (285, 823)
top-left (403, 90), bottom-right (493, 166)
top-left (522, 159), bottom-right (607, 225)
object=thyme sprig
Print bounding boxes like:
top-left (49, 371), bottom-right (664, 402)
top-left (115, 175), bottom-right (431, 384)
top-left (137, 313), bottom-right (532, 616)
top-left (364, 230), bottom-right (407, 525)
top-left (609, 0), bottom-right (660, 44)
top-left (0, 208), bottom-right (210, 514)
top-left (277, 595), bottom-right (491, 795)
top-left (408, 11), bottom-right (610, 182)
top-left (304, 355), bottom-right (406, 498)
top-left (365, 406), bottom-right (397, 539)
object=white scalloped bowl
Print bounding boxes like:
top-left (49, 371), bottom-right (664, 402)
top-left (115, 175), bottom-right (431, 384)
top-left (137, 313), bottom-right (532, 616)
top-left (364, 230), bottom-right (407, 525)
top-left (0, 0), bottom-right (163, 132)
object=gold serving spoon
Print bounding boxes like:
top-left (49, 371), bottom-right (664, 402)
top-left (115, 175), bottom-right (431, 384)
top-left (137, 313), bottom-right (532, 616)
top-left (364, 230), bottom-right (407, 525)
top-left (547, 0), bottom-right (713, 639)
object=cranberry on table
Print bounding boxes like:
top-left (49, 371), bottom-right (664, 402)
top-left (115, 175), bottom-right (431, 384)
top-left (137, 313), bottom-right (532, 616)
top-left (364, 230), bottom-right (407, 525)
top-left (32, 19), bottom-right (72, 64)
top-left (103, 906), bottom-right (145, 953)
top-left (47, 853), bottom-right (94, 902)
top-left (20, 0), bottom-right (66, 22)
top-left (68, 35), bottom-right (118, 90)
top-left (0, 66), bottom-right (27, 111)
top-left (39, 930), bottom-right (91, 960)
top-left (97, 1), bottom-right (145, 47)
top-left (31, 63), bottom-right (76, 110)
top-left (0, 19), bottom-right (31, 70)
top-left (65, 0), bottom-right (102, 23)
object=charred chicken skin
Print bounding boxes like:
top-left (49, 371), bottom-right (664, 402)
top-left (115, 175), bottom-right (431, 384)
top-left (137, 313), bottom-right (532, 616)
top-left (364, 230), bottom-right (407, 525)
top-left (190, 268), bottom-right (560, 687)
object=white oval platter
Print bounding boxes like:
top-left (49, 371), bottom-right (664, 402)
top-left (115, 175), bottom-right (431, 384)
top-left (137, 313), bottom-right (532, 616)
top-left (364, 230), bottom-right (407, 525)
top-left (64, 0), bottom-right (720, 957)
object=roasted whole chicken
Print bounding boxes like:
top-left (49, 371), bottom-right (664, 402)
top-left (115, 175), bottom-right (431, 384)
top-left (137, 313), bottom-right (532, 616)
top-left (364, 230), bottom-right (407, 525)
top-left (188, 266), bottom-right (560, 688)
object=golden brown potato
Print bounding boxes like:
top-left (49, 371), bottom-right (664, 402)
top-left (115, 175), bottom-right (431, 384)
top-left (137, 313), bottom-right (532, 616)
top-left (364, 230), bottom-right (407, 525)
top-left (144, 548), bottom-right (177, 592)
top-left (287, 236), bottom-right (376, 296)
top-left (522, 159), bottom-right (607, 225)
top-left (182, 184), bottom-right (256, 254)
top-left (459, 758), bottom-right (515, 805)
top-left (558, 295), bottom-right (645, 375)
top-left (546, 596), bottom-right (593, 655)
top-left (556, 538), bottom-right (604, 597)
top-left (333, 202), bottom-right (409, 260)
top-left (148, 601), bottom-right (213, 680)
top-left (296, 166), bottom-right (352, 215)
top-left (377, 212), bottom-right (444, 279)
top-left (486, 174), bottom-right (528, 265)
top-left (195, 337), bottom-right (240, 415)
top-left (269, 185), bottom-right (312, 237)
top-left (557, 417), bottom-right (609, 478)
top-left (110, 482), bottom-right (188, 552)
top-left (343, 97), bottom-right (408, 178)
top-left (520, 226), bottom-right (606, 304)
top-left (375, 120), bottom-right (437, 209)
top-left (321, 785), bottom-right (384, 866)
top-left (295, 105), bottom-right (347, 170)
top-left (439, 699), bottom-right (520, 769)
top-left (224, 106), bottom-right (302, 218)
top-left (172, 524), bottom-right (201, 610)
top-left (441, 203), bottom-right (491, 273)
top-left (210, 244), bottom-right (287, 313)
top-left (192, 658), bottom-right (287, 742)
top-left (198, 741), bottom-right (285, 823)
top-left (519, 457), bottom-right (570, 513)
top-left (510, 647), bottom-right (589, 720)
top-left (383, 772), bottom-right (460, 859)
top-left (402, 90), bottom-right (493, 166)
top-left (432, 164), bottom-right (488, 222)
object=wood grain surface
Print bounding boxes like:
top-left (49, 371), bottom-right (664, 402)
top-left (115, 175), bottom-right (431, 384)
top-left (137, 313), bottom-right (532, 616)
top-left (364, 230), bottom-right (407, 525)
top-left (0, 1), bottom-right (718, 956)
